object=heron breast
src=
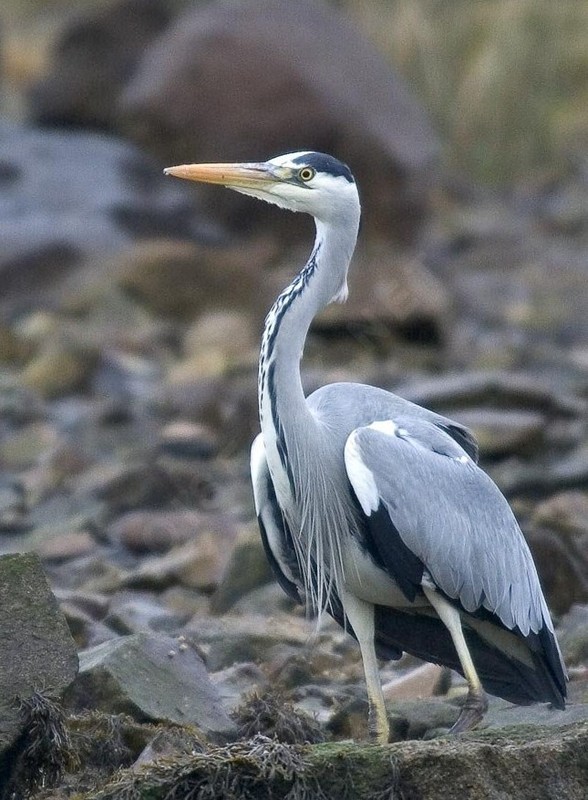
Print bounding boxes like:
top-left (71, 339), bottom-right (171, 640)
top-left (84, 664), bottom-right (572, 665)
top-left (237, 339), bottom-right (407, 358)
top-left (343, 535), bottom-right (429, 609)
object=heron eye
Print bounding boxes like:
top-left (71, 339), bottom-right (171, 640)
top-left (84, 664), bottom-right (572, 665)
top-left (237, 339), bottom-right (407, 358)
top-left (298, 167), bottom-right (315, 182)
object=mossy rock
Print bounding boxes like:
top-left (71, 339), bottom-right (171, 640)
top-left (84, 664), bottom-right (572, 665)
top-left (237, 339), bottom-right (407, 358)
top-left (77, 721), bottom-right (588, 800)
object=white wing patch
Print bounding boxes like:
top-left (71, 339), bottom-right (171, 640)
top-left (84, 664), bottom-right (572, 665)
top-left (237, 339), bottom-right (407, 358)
top-left (343, 430), bottom-right (380, 516)
top-left (368, 419), bottom-right (401, 437)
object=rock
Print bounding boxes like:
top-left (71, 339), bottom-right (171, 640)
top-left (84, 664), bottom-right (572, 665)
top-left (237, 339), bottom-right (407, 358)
top-left (91, 348), bottom-right (162, 408)
top-left (115, 238), bottom-right (277, 322)
top-left (157, 370), bottom-right (259, 454)
top-left (159, 586), bottom-right (210, 619)
top-left (480, 692), bottom-right (588, 729)
top-left (0, 478), bottom-right (28, 533)
top-left (0, 322), bottom-right (30, 363)
top-left (185, 614), bottom-right (314, 671)
top-left (65, 631), bottom-right (236, 738)
top-left (532, 491), bottom-right (588, 538)
top-left (20, 339), bottom-right (95, 399)
top-left (159, 421), bottom-right (220, 460)
top-left (59, 722), bottom-right (588, 800)
top-left (231, 582), bottom-right (298, 617)
top-left (73, 461), bottom-right (185, 514)
top-left (29, 0), bottom-right (175, 130)
top-left (122, 530), bottom-right (238, 593)
top-left (382, 663), bottom-right (448, 702)
top-left (35, 530), bottom-right (98, 562)
top-left (556, 605), bottom-right (588, 667)
top-left (171, 309), bottom-right (259, 379)
top-left (525, 492), bottom-right (588, 614)
top-left (315, 246), bottom-right (448, 344)
top-left (105, 591), bottom-right (191, 634)
top-left (445, 408), bottom-right (546, 457)
top-left (0, 421), bottom-right (57, 470)
top-left (54, 588), bottom-right (112, 647)
top-left (0, 122), bottom-right (212, 315)
top-left (524, 525), bottom-right (588, 615)
top-left (0, 553), bottom-right (78, 763)
top-left (210, 523), bottom-right (274, 613)
top-left (121, 0), bottom-right (439, 240)
top-left (210, 662), bottom-right (269, 712)
top-left (107, 509), bottom-right (213, 553)
top-left (396, 370), bottom-right (586, 418)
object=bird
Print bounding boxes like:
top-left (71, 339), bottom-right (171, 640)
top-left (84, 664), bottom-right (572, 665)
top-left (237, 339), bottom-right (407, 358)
top-left (164, 151), bottom-right (567, 743)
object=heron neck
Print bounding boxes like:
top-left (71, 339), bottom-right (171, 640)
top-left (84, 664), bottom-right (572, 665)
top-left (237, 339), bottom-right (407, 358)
top-left (259, 214), bottom-right (358, 436)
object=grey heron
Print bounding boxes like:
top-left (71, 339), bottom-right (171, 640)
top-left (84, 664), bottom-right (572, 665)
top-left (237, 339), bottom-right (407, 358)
top-left (165, 152), bottom-right (567, 742)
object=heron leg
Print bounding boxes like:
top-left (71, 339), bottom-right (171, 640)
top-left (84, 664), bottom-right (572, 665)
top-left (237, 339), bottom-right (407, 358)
top-left (423, 586), bottom-right (488, 733)
top-left (342, 590), bottom-right (389, 744)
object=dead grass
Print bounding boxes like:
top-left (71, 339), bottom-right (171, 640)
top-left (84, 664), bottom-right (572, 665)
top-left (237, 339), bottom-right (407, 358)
top-left (344, 0), bottom-right (588, 182)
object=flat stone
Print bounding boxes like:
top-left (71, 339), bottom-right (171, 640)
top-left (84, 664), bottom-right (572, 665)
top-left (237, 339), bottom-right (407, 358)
top-left (0, 553), bottom-right (78, 758)
top-left (65, 631), bottom-right (236, 739)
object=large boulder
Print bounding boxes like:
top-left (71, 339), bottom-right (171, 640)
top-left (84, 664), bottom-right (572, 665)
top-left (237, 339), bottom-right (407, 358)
top-left (121, 0), bottom-right (438, 240)
top-left (30, 0), bottom-right (438, 241)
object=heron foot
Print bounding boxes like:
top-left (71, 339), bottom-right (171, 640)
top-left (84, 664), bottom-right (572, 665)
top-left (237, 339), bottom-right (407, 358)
top-left (449, 688), bottom-right (488, 734)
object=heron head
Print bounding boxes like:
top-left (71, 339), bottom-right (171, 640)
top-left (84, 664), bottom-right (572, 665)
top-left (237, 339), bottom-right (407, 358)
top-left (164, 151), bottom-right (359, 224)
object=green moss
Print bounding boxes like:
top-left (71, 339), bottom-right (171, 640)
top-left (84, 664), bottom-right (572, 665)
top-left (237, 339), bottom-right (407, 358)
top-left (73, 722), bottom-right (588, 800)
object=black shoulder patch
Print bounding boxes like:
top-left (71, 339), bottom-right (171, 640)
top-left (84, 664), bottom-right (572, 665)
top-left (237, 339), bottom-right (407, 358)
top-left (360, 503), bottom-right (424, 602)
top-left (291, 152), bottom-right (354, 183)
top-left (436, 423), bottom-right (479, 462)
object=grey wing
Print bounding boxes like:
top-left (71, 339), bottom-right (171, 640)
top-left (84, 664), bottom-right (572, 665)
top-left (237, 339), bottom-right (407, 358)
top-left (250, 434), bottom-right (302, 603)
top-left (343, 417), bottom-right (551, 637)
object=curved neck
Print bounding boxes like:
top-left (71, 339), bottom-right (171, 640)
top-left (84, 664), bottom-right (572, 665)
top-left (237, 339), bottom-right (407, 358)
top-left (259, 210), bottom-right (359, 460)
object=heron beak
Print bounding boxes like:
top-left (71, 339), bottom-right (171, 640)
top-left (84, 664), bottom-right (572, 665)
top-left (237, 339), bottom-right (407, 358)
top-left (163, 161), bottom-right (281, 190)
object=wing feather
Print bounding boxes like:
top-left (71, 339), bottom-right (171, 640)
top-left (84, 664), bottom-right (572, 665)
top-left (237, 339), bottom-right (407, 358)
top-left (344, 417), bottom-right (550, 637)
top-left (251, 434), bottom-right (301, 603)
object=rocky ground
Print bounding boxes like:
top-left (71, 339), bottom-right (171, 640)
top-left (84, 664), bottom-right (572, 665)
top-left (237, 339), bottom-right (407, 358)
top-left (0, 1), bottom-right (587, 798)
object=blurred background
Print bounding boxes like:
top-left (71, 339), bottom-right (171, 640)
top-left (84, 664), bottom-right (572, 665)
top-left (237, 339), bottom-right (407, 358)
top-left (0, 0), bottom-right (587, 753)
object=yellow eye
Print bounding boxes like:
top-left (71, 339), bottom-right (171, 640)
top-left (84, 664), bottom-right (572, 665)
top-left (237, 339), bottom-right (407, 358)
top-left (298, 167), bottom-right (315, 182)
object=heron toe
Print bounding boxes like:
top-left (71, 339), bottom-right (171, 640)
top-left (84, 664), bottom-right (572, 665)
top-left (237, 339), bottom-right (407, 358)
top-left (449, 687), bottom-right (489, 734)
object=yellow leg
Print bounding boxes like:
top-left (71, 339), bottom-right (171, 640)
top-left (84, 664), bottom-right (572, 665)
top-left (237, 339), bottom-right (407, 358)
top-left (423, 586), bottom-right (488, 732)
top-left (342, 591), bottom-right (389, 744)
